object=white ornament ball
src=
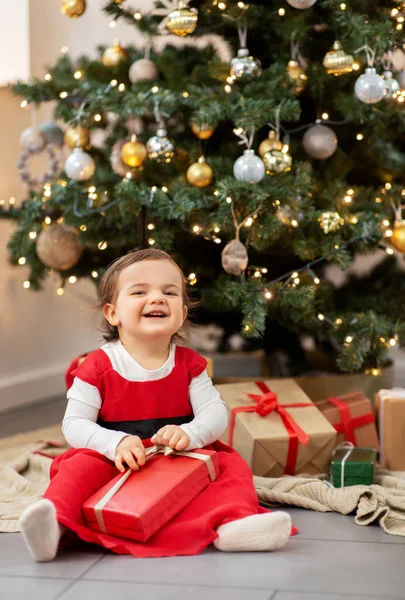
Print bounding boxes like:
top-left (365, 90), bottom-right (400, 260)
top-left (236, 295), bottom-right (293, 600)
top-left (39, 121), bottom-right (65, 147)
top-left (302, 124), bottom-right (338, 160)
top-left (65, 148), bottom-right (96, 181)
top-left (129, 58), bottom-right (158, 83)
top-left (354, 67), bottom-right (386, 104)
top-left (286, 0), bottom-right (317, 7)
top-left (20, 127), bottom-right (46, 151)
top-left (233, 149), bottom-right (265, 183)
top-left (382, 70), bottom-right (400, 98)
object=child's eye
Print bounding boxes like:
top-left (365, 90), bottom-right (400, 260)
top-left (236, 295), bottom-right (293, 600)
top-left (165, 291), bottom-right (177, 296)
top-left (131, 291), bottom-right (145, 295)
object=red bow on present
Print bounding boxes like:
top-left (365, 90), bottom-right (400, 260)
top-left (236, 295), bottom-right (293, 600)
top-left (228, 381), bottom-right (313, 475)
top-left (327, 397), bottom-right (375, 445)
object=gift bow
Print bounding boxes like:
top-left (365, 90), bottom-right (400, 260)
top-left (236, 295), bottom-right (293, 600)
top-left (228, 382), bottom-right (313, 475)
top-left (327, 397), bottom-right (375, 445)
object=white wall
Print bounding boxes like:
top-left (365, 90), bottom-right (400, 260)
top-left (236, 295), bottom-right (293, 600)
top-left (0, 0), bottom-right (152, 412)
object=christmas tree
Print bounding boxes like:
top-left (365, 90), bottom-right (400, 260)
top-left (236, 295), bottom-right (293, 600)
top-left (3, 0), bottom-right (405, 375)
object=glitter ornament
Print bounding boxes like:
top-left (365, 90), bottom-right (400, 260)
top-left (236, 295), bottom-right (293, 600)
top-left (302, 124), bottom-right (338, 160)
top-left (382, 70), bottom-right (400, 98)
top-left (190, 121), bottom-right (216, 140)
top-left (323, 41), bottom-right (354, 76)
top-left (39, 121), bottom-right (65, 147)
top-left (221, 239), bottom-right (248, 275)
top-left (167, 3), bottom-right (198, 37)
top-left (61, 0), bottom-right (86, 19)
top-left (286, 0), bottom-right (317, 7)
top-left (120, 135), bottom-right (147, 167)
top-left (65, 148), bottom-right (95, 181)
top-left (230, 49), bottom-right (261, 82)
top-left (102, 41), bottom-right (129, 67)
top-left (391, 220), bottom-right (405, 253)
top-left (233, 149), bottom-right (265, 183)
top-left (263, 145), bottom-right (292, 175)
top-left (64, 125), bottom-right (90, 149)
top-left (318, 211), bottom-right (344, 234)
top-left (129, 58), bottom-right (158, 83)
top-left (146, 128), bottom-right (174, 162)
top-left (36, 223), bottom-right (83, 270)
top-left (20, 127), bottom-right (46, 151)
top-left (186, 156), bottom-right (213, 187)
top-left (287, 59), bottom-right (307, 92)
top-left (354, 68), bottom-right (385, 104)
top-left (259, 130), bottom-right (280, 157)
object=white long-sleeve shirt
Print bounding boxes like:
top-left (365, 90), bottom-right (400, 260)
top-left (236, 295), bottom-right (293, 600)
top-left (62, 341), bottom-right (229, 462)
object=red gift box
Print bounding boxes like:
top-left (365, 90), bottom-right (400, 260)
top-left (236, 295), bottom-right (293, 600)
top-left (82, 446), bottom-right (219, 542)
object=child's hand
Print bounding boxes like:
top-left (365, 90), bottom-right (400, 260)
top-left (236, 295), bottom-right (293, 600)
top-left (115, 435), bottom-right (146, 472)
top-left (153, 425), bottom-right (190, 451)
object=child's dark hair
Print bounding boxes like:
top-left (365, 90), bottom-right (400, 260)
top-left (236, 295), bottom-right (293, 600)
top-left (95, 248), bottom-right (199, 344)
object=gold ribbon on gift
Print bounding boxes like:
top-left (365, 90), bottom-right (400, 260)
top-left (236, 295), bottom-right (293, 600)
top-left (93, 444), bottom-right (217, 534)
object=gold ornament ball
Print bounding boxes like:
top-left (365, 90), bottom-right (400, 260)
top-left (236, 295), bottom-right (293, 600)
top-left (64, 125), bottom-right (90, 149)
top-left (221, 239), bottom-right (248, 275)
top-left (121, 136), bottom-right (147, 167)
top-left (318, 211), bottom-right (344, 234)
top-left (102, 41), bottom-right (129, 67)
top-left (167, 6), bottom-right (198, 37)
top-left (287, 59), bottom-right (307, 92)
top-left (61, 0), bottom-right (86, 18)
top-left (391, 220), bottom-right (405, 253)
top-left (259, 130), bottom-right (282, 157)
top-left (263, 148), bottom-right (292, 174)
top-left (323, 40), bottom-right (354, 76)
top-left (36, 223), bottom-right (83, 271)
top-left (186, 157), bottom-right (213, 188)
top-left (190, 121), bottom-right (216, 140)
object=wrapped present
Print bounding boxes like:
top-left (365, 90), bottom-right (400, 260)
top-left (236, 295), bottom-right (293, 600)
top-left (315, 393), bottom-right (379, 451)
top-left (375, 388), bottom-right (405, 470)
top-left (331, 444), bottom-right (376, 488)
top-left (217, 379), bottom-right (337, 477)
top-left (82, 445), bottom-right (218, 542)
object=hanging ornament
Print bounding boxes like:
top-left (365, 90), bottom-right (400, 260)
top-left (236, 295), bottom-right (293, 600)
top-left (391, 220), bottom-right (405, 253)
top-left (221, 239), bottom-right (248, 275)
top-left (233, 149), bottom-right (265, 183)
top-left (382, 70), bottom-right (400, 98)
top-left (146, 128), bottom-right (174, 162)
top-left (36, 223), bottom-right (83, 271)
top-left (275, 205), bottom-right (304, 225)
top-left (396, 69), bottom-right (405, 90)
top-left (102, 41), bottom-right (129, 67)
top-left (129, 58), bottom-right (158, 84)
top-left (120, 135), bottom-right (147, 167)
top-left (167, 1), bottom-right (198, 37)
top-left (64, 124), bottom-right (90, 149)
top-left (230, 49), bottom-right (261, 82)
top-left (263, 144), bottom-right (292, 175)
top-left (111, 140), bottom-right (142, 179)
top-left (190, 121), bottom-right (216, 140)
top-left (17, 144), bottom-right (60, 189)
top-left (39, 121), bottom-right (65, 147)
top-left (287, 59), bottom-right (307, 92)
top-left (302, 124), bottom-right (338, 160)
top-left (318, 211), bottom-right (344, 234)
top-left (323, 41), bottom-right (354, 76)
top-left (65, 148), bottom-right (95, 181)
top-left (354, 67), bottom-right (385, 104)
top-left (259, 130), bottom-right (280, 157)
top-left (285, 0), bottom-right (317, 7)
top-left (186, 156), bottom-right (213, 188)
top-left (20, 127), bottom-right (46, 151)
top-left (61, 0), bottom-right (86, 18)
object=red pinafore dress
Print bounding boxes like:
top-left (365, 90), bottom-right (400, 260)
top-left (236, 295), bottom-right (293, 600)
top-left (44, 345), bottom-right (268, 557)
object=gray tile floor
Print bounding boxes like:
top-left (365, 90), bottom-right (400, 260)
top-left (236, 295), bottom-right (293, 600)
top-left (1, 397), bottom-right (404, 600)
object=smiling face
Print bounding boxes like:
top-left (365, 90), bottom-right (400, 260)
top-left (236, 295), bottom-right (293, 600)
top-left (103, 259), bottom-right (188, 343)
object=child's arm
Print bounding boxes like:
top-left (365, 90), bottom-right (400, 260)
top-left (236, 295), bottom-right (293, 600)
top-left (62, 377), bottom-right (130, 461)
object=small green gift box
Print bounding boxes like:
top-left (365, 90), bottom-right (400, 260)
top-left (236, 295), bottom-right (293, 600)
top-left (331, 445), bottom-right (376, 488)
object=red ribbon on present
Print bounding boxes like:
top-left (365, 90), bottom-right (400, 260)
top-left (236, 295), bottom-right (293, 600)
top-left (228, 381), bottom-right (313, 475)
top-left (327, 397), bottom-right (375, 445)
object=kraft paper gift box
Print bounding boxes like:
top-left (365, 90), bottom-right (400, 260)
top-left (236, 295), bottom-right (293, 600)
top-left (375, 388), bottom-right (405, 470)
top-left (82, 446), bottom-right (218, 542)
top-left (331, 445), bottom-right (376, 488)
top-left (315, 393), bottom-right (379, 451)
top-left (216, 379), bottom-right (337, 477)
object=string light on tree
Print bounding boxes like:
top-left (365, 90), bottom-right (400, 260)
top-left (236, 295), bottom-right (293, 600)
top-left (318, 211), bottom-right (344, 233)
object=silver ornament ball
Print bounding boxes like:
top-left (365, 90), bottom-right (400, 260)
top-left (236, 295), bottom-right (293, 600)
top-left (286, 0), bottom-right (317, 7)
top-left (233, 149), bottom-right (265, 183)
top-left (354, 67), bottom-right (385, 104)
top-left (39, 121), bottom-right (65, 147)
top-left (65, 148), bottom-right (96, 181)
top-left (382, 70), bottom-right (400, 98)
top-left (20, 127), bottom-right (46, 151)
top-left (302, 124), bottom-right (338, 160)
top-left (263, 148), bottom-right (292, 174)
top-left (146, 128), bottom-right (174, 162)
top-left (129, 58), bottom-right (158, 84)
top-left (230, 48), bottom-right (261, 82)
top-left (221, 239), bottom-right (248, 275)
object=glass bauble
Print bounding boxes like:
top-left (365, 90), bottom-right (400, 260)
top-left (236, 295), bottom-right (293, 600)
top-left (36, 223), bottom-right (83, 270)
top-left (129, 58), bottom-right (158, 83)
top-left (302, 124), bottom-right (338, 160)
top-left (111, 140), bottom-right (142, 179)
top-left (382, 70), bottom-right (400, 98)
top-left (230, 48), bottom-right (261, 82)
top-left (146, 128), bottom-right (174, 162)
top-left (221, 239), bottom-right (248, 275)
top-left (120, 136), bottom-right (147, 167)
top-left (259, 130), bottom-right (282, 157)
top-left (64, 125), bottom-right (90, 149)
top-left (39, 121), bottom-right (65, 147)
top-left (323, 41), bottom-right (354, 76)
top-left (190, 121), bottom-right (216, 140)
top-left (287, 60), bottom-right (307, 92)
top-left (167, 5), bottom-right (198, 37)
top-left (65, 148), bottom-right (95, 181)
top-left (186, 156), bottom-right (213, 187)
top-left (233, 149), bottom-right (265, 183)
top-left (263, 148), bottom-right (292, 174)
top-left (61, 0), bottom-right (86, 18)
top-left (354, 67), bottom-right (385, 104)
top-left (102, 41), bottom-right (129, 67)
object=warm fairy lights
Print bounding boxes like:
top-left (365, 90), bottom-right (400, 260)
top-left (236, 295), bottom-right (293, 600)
top-left (91, 271), bottom-right (98, 278)
top-left (98, 241), bottom-right (108, 250)
top-left (68, 276), bottom-right (77, 284)
top-left (23, 281), bottom-right (30, 289)
top-left (18, 257), bottom-right (26, 265)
